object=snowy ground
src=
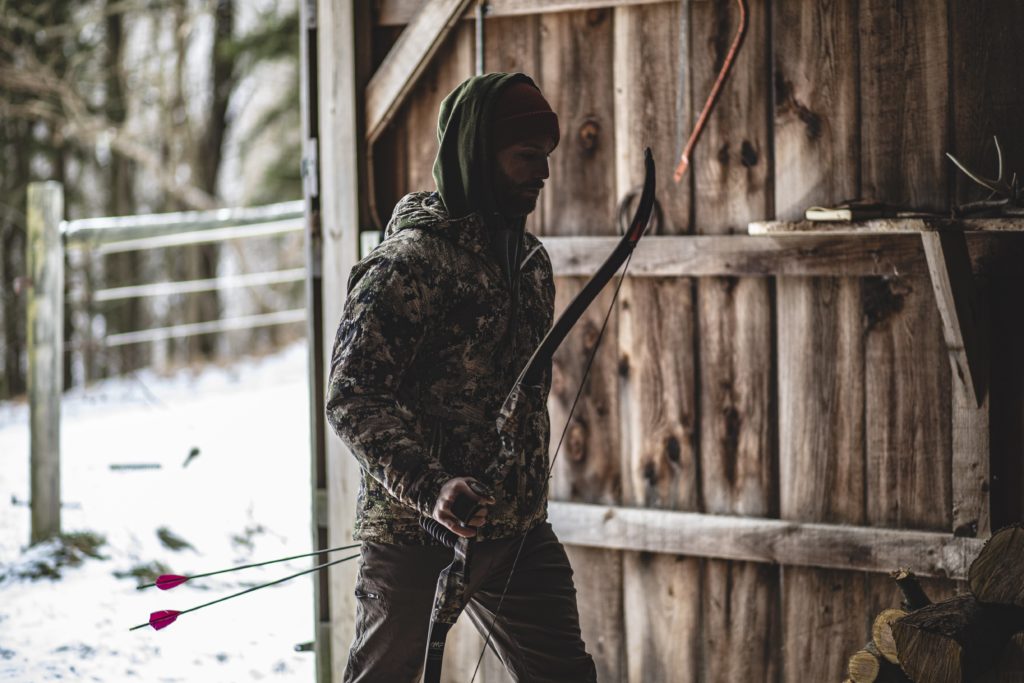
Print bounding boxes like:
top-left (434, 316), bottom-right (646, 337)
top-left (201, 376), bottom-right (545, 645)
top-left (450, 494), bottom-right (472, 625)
top-left (0, 343), bottom-right (321, 682)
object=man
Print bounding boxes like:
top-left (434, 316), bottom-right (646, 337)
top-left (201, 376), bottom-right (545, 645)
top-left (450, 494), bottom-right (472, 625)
top-left (326, 72), bottom-right (598, 682)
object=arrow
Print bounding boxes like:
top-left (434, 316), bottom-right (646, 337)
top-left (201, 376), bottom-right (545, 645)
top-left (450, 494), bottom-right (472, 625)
top-left (136, 542), bottom-right (361, 590)
top-left (129, 552), bottom-right (359, 632)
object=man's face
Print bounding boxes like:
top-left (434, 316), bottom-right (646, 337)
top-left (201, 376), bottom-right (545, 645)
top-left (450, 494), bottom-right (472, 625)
top-left (492, 134), bottom-right (557, 217)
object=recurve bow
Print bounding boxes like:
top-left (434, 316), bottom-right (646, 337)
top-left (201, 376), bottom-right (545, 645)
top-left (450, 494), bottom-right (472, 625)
top-left (418, 148), bottom-right (656, 683)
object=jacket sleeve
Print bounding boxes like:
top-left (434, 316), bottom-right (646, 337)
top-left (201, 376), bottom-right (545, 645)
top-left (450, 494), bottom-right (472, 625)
top-left (325, 246), bottom-right (453, 518)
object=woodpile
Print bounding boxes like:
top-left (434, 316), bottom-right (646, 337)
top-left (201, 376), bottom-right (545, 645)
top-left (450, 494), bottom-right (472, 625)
top-left (846, 524), bottom-right (1024, 683)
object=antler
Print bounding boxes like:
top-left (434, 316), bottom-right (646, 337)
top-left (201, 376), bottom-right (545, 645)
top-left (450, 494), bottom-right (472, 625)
top-left (946, 135), bottom-right (1020, 201)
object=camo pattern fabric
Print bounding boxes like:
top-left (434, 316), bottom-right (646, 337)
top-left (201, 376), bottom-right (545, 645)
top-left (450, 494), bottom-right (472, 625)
top-left (326, 191), bottom-right (554, 545)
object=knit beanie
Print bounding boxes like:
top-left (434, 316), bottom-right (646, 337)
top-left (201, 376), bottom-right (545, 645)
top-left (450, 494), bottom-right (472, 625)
top-left (490, 82), bottom-right (560, 151)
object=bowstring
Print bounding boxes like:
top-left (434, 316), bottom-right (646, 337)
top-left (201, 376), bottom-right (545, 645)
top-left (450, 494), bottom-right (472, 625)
top-left (469, 249), bottom-right (636, 682)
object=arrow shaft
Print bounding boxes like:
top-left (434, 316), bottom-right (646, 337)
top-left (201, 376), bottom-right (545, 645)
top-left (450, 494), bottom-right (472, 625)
top-left (178, 553), bottom-right (360, 617)
top-left (130, 553), bottom-right (360, 631)
top-left (137, 542), bottom-right (361, 589)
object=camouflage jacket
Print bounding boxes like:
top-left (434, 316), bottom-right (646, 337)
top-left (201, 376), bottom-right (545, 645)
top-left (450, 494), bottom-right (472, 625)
top-left (326, 191), bottom-right (555, 545)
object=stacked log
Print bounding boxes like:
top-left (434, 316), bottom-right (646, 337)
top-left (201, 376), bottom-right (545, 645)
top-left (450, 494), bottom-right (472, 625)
top-left (846, 570), bottom-right (928, 683)
top-left (890, 524), bottom-right (1024, 683)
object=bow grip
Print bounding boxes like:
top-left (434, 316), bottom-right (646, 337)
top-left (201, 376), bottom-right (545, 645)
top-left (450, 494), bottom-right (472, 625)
top-left (419, 481), bottom-right (488, 548)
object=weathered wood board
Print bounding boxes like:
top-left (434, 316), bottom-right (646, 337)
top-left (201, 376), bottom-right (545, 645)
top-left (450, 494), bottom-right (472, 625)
top-left (540, 10), bottom-right (624, 681)
top-left (539, 8), bottom-right (617, 236)
top-left (550, 276), bottom-right (624, 682)
top-left (690, 1), bottom-right (777, 681)
top-left (773, 3), bottom-right (867, 680)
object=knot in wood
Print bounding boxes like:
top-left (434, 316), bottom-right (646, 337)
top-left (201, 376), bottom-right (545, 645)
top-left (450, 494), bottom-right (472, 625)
top-left (567, 421), bottom-right (587, 462)
top-left (581, 319), bottom-right (601, 351)
top-left (578, 118), bottom-right (601, 154)
top-left (585, 8), bottom-right (607, 26)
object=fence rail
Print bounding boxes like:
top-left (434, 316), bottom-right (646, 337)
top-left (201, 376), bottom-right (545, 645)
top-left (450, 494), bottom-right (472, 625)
top-left (25, 181), bottom-right (307, 543)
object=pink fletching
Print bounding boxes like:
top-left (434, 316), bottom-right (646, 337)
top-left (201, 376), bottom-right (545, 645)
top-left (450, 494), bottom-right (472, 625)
top-left (155, 574), bottom-right (188, 590)
top-left (149, 610), bottom-right (181, 630)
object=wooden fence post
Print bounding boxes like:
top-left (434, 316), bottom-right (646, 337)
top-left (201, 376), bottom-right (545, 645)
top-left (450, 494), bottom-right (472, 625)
top-left (26, 181), bottom-right (64, 544)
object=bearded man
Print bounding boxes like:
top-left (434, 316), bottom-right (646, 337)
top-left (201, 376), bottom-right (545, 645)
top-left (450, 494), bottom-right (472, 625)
top-left (326, 72), bottom-right (597, 683)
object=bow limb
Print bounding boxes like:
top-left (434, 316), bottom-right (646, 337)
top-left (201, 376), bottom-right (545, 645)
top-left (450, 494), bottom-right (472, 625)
top-left (463, 148), bottom-right (656, 682)
top-left (487, 147), bottom-right (656, 486)
top-left (422, 535), bottom-right (472, 683)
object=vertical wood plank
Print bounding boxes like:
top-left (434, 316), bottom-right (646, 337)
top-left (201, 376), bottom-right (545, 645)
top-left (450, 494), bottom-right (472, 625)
top-left (772, 4), bottom-right (867, 680)
top-left (776, 278), bottom-right (866, 683)
top-left (859, 0), bottom-right (949, 212)
top-left (613, 1), bottom-right (690, 233)
top-left (540, 9), bottom-right (623, 680)
top-left (860, 0), bottom-right (953, 553)
top-left (539, 9), bottom-right (617, 236)
top-left (318, 1), bottom-right (371, 678)
top-left (550, 279), bottom-right (625, 683)
top-left (614, 4), bottom-right (699, 680)
top-left (27, 181), bottom-right (64, 545)
top-left (863, 273), bottom-right (952, 531)
top-left (690, 0), bottom-right (777, 681)
top-left (619, 277), bottom-right (700, 683)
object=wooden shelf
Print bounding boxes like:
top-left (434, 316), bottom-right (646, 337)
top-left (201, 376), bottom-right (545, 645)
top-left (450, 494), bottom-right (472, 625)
top-left (750, 217), bottom-right (1024, 235)
top-left (746, 218), bottom-right (1024, 409)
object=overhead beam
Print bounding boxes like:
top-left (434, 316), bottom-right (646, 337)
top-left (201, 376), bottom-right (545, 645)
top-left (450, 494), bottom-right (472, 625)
top-left (376, 0), bottom-right (668, 26)
top-left (548, 502), bottom-right (985, 580)
top-left (365, 0), bottom-right (474, 143)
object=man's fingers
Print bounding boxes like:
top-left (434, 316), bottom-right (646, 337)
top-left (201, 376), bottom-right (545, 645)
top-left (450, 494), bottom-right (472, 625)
top-left (438, 510), bottom-right (476, 538)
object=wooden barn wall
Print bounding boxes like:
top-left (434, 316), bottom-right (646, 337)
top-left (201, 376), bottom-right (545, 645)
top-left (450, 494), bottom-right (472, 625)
top-left (360, 1), bottom-right (1024, 681)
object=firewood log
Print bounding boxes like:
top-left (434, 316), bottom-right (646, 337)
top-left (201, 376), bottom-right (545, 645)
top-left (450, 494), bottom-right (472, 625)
top-left (890, 568), bottom-right (932, 611)
top-left (848, 644), bottom-right (881, 683)
top-left (892, 594), bottom-right (1024, 683)
top-left (872, 608), bottom-right (908, 665)
top-left (970, 524), bottom-right (1024, 609)
top-left (848, 639), bottom-right (913, 682)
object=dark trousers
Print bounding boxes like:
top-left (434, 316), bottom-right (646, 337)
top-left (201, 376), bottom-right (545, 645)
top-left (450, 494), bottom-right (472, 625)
top-left (343, 522), bottom-right (598, 683)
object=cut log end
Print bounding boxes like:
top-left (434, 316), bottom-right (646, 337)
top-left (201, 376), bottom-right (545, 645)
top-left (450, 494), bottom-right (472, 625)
top-left (873, 608), bottom-right (908, 665)
top-left (890, 567), bottom-right (932, 611)
top-left (848, 648), bottom-right (881, 682)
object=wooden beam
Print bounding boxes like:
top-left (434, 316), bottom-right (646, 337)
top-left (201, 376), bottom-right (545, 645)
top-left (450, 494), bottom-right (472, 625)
top-left (365, 0), bottom-right (474, 143)
top-left (62, 200), bottom-right (303, 246)
top-left (540, 234), bottom-right (1024, 278)
top-left (103, 309), bottom-right (306, 347)
top-left (547, 502), bottom-right (986, 580)
top-left (27, 182), bottom-right (64, 544)
top-left (94, 219), bottom-right (303, 255)
top-left (750, 217), bottom-right (1024, 234)
top-left (921, 229), bottom-right (986, 406)
top-left (375, 0), bottom-right (667, 26)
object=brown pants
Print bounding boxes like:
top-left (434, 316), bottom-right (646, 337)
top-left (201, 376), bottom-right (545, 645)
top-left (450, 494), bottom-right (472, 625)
top-left (343, 522), bottom-right (597, 683)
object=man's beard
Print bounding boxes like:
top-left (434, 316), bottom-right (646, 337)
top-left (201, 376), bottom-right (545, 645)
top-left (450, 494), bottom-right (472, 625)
top-left (499, 185), bottom-right (542, 216)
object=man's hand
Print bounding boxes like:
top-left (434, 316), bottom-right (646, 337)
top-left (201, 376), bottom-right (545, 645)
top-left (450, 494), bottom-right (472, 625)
top-left (431, 477), bottom-right (496, 539)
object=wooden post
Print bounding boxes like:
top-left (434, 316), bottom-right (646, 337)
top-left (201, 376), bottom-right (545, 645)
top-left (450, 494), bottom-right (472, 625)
top-left (317, 0), bottom-right (371, 680)
top-left (26, 181), bottom-right (64, 544)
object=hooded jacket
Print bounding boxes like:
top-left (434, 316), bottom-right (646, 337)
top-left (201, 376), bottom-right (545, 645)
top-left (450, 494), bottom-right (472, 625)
top-left (325, 73), bottom-right (556, 544)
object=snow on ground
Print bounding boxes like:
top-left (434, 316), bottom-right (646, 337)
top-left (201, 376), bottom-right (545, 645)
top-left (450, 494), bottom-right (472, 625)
top-left (0, 342), bottom-right (322, 682)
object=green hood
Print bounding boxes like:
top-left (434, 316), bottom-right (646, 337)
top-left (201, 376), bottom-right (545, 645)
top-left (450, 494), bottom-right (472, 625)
top-left (432, 72), bottom-right (537, 223)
